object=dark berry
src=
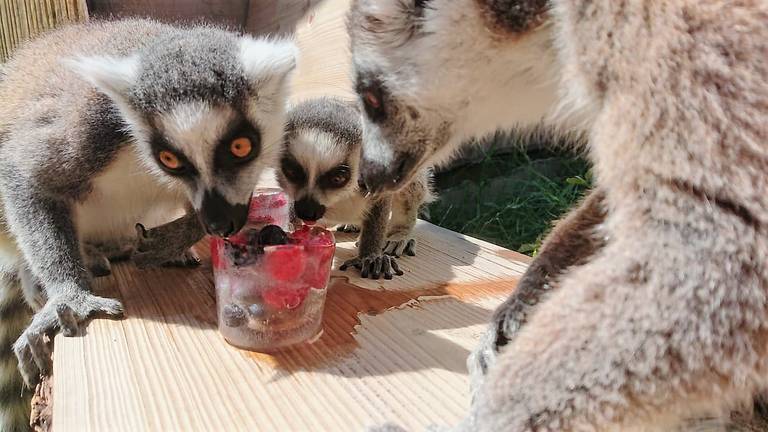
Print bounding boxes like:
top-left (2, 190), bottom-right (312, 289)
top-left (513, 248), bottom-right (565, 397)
top-left (222, 304), bottom-right (246, 327)
top-left (247, 303), bottom-right (266, 318)
top-left (258, 225), bottom-right (289, 246)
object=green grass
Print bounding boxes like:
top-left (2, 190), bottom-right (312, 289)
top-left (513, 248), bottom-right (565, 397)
top-left (425, 140), bottom-right (592, 256)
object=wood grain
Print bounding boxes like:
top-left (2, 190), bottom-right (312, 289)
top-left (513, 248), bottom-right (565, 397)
top-left (51, 221), bottom-right (528, 431)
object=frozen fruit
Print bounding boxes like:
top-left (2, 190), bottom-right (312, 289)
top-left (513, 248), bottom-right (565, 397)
top-left (289, 224), bottom-right (312, 244)
top-left (211, 237), bottom-right (225, 270)
top-left (258, 225), bottom-right (289, 246)
top-left (308, 226), bottom-right (335, 247)
top-left (247, 303), bottom-right (266, 318)
top-left (222, 304), bottom-right (246, 327)
top-left (263, 286), bottom-right (310, 310)
top-left (263, 245), bottom-right (305, 281)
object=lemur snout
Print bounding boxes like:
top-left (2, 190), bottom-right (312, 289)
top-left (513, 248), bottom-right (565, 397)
top-left (294, 197), bottom-right (326, 222)
top-left (199, 189), bottom-right (249, 237)
top-left (360, 154), bottom-right (414, 194)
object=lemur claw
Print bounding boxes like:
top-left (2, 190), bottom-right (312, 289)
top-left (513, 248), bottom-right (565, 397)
top-left (340, 254), bottom-right (404, 280)
top-left (13, 293), bottom-right (124, 387)
top-left (383, 238), bottom-right (416, 257)
top-left (336, 224), bottom-right (361, 233)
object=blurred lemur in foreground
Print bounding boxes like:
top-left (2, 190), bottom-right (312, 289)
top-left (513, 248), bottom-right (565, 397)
top-left (0, 19), bottom-right (296, 431)
top-left (347, 0), bottom-right (768, 430)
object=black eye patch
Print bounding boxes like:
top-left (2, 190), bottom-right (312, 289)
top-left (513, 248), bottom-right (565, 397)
top-left (149, 131), bottom-right (199, 178)
top-left (280, 154), bottom-right (308, 187)
top-left (318, 164), bottom-right (352, 190)
top-left (213, 116), bottom-right (262, 176)
top-left (356, 74), bottom-right (388, 123)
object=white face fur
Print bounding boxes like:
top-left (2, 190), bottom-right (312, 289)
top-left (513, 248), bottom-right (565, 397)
top-left (278, 128), bottom-right (361, 222)
top-left (348, 0), bottom-right (564, 193)
top-left (67, 36), bottom-right (298, 236)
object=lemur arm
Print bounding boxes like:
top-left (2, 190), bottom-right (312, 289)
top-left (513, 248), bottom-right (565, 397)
top-left (0, 182), bottom-right (123, 387)
top-left (382, 175), bottom-right (430, 257)
top-left (132, 211), bottom-right (205, 268)
top-left (468, 188), bottom-right (606, 390)
top-left (340, 195), bottom-right (404, 280)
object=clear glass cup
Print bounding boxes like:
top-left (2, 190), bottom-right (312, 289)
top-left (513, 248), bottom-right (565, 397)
top-left (211, 189), bottom-right (335, 351)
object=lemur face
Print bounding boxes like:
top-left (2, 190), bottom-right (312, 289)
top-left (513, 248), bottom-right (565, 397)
top-left (278, 128), bottom-right (361, 222)
top-left (68, 30), bottom-right (298, 237)
top-left (348, 0), bottom-right (556, 194)
top-left (277, 98), bottom-right (364, 223)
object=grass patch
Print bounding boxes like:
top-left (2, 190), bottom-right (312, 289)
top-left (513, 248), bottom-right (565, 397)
top-left (426, 144), bottom-right (592, 256)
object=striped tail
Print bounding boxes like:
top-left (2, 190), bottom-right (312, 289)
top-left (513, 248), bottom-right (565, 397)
top-left (0, 273), bottom-right (32, 432)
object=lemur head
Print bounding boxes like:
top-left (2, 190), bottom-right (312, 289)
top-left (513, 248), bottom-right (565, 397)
top-left (278, 98), bottom-right (362, 223)
top-left (347, 0), bottom-right (560, 194)
top-left (67, 26), bottom-right (297, 237)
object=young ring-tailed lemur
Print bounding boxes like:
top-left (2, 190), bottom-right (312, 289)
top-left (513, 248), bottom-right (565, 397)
top-left (279, 97), bottom-right (434, 280)
top-left (0, 18), bottom-right (296, 431)
top-left (349, 0), bottom-right (768, 431)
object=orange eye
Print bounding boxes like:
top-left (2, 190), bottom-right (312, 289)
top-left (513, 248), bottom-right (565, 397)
top-left (230, 137), bottom-right (252, 158)
top-left (364, 91), bottom-right (380, 109)
top-left (158, 150), bottom-right (181, 170)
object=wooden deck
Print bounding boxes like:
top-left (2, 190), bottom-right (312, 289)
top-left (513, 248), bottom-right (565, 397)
top-left (46, 221), bottom-right (529, 431)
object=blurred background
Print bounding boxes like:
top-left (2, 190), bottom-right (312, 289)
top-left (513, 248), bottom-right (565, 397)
top-left (0, 0), bottom-right (591, 255)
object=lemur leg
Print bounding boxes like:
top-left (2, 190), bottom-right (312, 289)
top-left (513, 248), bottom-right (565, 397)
top-left (340, 196), bottom-right (404, 280)
top-left (132, 211), bottom-right (205, 269)
top-left (468, 189), bottom-right (607, 392)
top-left (1, 185), bottom-right (123, 387)
top-left (462, 226), bottom-right (765, 432)
top-left (383, 178), bottom-right (429, 257)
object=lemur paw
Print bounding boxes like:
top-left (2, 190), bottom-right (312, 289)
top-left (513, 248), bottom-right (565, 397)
top-left (336, 224), bottom-right (361, 233)
top-left (83, 249), bottom-right (112, 277)
top-left (132, 223), bottom-right (201, 269)
top-left (158, 249), bottom-right (201, 268)
top-left (340, 254), bottom-right (404, 280)
top-left (13, 292), bottom-right (124, 387)
top-left (382, 238), bottom-right (416, 257)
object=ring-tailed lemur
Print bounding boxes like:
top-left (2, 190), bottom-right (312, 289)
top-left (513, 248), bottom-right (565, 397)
top-left (0, 19), bottom-right (296, 431)
top-left (279, 97), bottom-right (434, 279)
top-left (349, 0), bottom-right (768, 431)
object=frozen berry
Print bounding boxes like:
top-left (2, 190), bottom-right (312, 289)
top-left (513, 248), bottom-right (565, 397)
top-left (289, 224), bottom-right (312, 244)
top-left (247, 303), bottom-right (266, 318)
top-left (263, 286), bottom-right (309, 310)
top-left (308, 226), bottom-right (335, 247)
top-left (222, 304), bottom-right (246, 327)
top-left (211, 238), bottom-right (226, 270)
top-left (258, 225), bottom-right (288, 246)
top-left (263, 245), bottom-right (305, 281)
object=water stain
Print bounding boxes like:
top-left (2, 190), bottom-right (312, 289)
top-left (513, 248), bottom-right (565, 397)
top-left (246, 276), bottom-right (519, 371)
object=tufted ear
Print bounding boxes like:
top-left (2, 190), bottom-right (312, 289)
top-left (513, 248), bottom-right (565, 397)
top-left (238, 36), bottom-right (298, 84)
top-left (64, 55), bottom-right (139, 102)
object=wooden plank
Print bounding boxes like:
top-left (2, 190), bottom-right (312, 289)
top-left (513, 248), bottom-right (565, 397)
top-left (288, 0), bottom-right (355, 103)
top-left (50, 220), bottom-right (527, 431)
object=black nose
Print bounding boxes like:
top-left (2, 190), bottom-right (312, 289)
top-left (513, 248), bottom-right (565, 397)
top-left (360, 155), bottom-right (414, 194)
top-left (199, 189), bottom-right (249, 237)
top-left (294, 197), bottom-right (326, 222)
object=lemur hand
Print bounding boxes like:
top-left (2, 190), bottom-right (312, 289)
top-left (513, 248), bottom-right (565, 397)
top-left (132, 213), bottom-right (205, 269)
top-left (340, 253), bottom-right (404, 280)
top-left (13, 292), bottom-right (123, 387)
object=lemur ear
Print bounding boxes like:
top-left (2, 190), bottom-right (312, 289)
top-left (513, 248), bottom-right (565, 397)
top-left (64, 55), bottom-right (139, 101)
top-left (238, 36), bottom-right (298, 84)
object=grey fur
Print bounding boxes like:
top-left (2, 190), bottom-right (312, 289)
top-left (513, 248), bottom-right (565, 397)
top-left (278, 98), bottom-right (434, 279)
top-left (349, 0), bottom-right (768, 430)
top-left (0, 18), bottom-right (296, 430)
